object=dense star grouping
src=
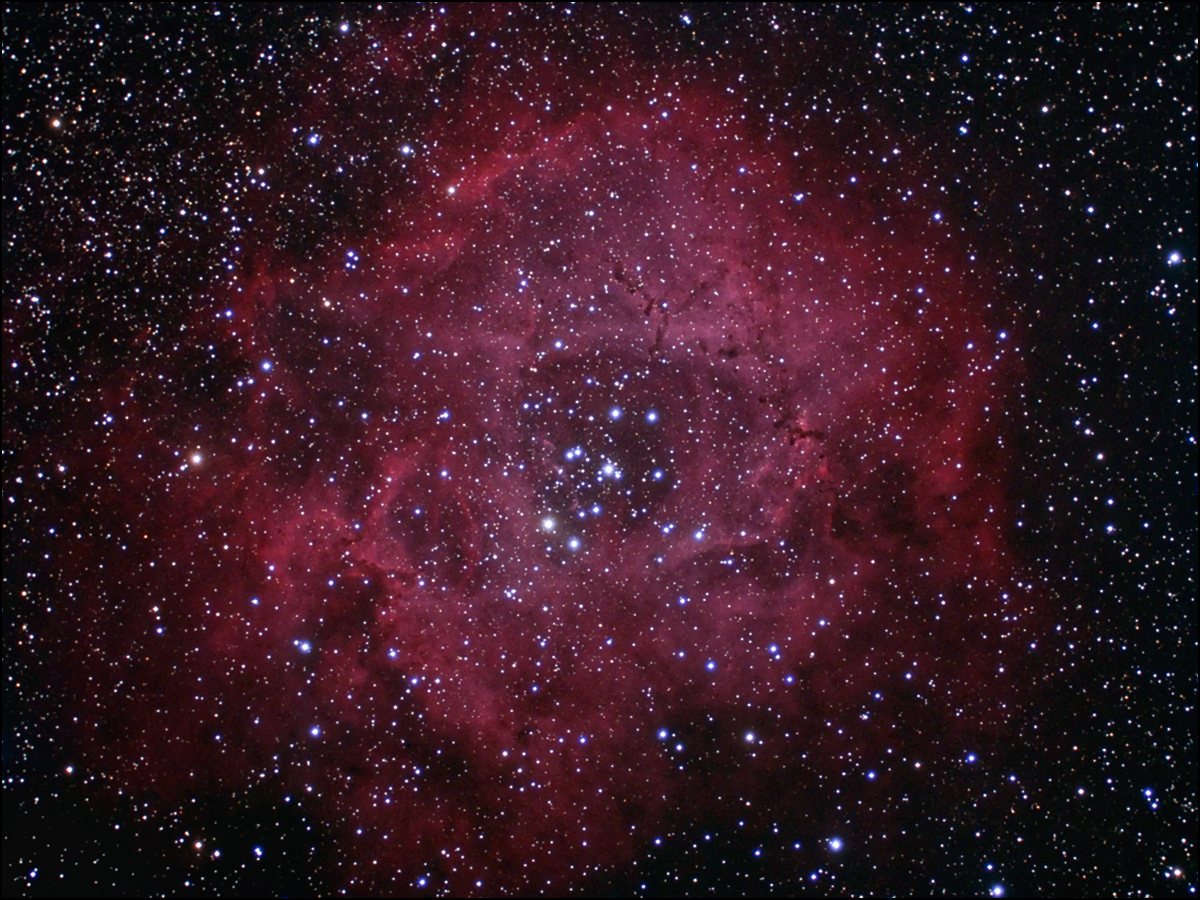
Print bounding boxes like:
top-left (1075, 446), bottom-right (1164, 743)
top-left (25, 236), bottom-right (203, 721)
top-left (5, 4), bottom-right (1195, 898)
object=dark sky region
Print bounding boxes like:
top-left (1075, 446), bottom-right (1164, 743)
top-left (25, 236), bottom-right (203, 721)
top-left (3, 4), bottom-right (1195, 897)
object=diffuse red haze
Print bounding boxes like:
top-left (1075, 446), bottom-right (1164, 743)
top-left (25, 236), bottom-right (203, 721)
top-left (50, 18), bottom-right (1029, 896)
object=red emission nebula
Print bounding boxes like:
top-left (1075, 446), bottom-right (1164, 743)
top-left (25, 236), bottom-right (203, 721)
top-left (46, 13), bottom-right (1035, 897)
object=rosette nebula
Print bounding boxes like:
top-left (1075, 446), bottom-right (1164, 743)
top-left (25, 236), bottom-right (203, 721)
top-left (20, 5), bottom-right (1192, 899)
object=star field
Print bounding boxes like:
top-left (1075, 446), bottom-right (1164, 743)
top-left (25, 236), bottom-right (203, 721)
top-left (4, 4), bottom-right (1196, 897)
